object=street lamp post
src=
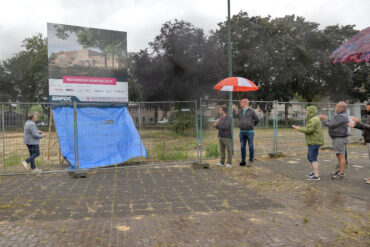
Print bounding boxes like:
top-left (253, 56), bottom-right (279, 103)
top-left (227, 0), bottom-right (234, 153)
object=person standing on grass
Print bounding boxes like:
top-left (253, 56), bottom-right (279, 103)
top-left (22, 112), bottom-right (44, 172)
top-left (212, 107), bottom-right (232, 168)
top-left (232, 99), bottom-right (259, 167)
top-left (348, 102), bottom-right (370, 184)
top-left (293, 106), bottom-right (324, 181)
top-left (319, 102), bottom-right (349, 180)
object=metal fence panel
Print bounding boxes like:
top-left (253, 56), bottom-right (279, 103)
top-left (0, 100), bottom-right (366, 175)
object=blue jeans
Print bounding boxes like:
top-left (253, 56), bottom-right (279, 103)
top-left (26, 144), bottom-right (40, 169)
top-left (239, 132), bottom-right (254, 162)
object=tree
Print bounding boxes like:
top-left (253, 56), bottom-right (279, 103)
top-left (132, 20), bottom-right (222, 101)
top-left (211, 12), bottom-right (300, 114)
top-left (1, 33), bottom-right (48, 103)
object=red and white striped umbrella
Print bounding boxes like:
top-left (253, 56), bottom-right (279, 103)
top-left (213, 77), bottom-right (259, 92)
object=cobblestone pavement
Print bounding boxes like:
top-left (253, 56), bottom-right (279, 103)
top-left (0, 144), bottom-right (369, 246)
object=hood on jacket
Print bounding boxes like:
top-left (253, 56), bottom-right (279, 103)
top-left (306, 106), bottom-right (318, 121)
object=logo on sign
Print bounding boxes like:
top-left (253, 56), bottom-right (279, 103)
top-left (52, 96), bottom-right (72, 102)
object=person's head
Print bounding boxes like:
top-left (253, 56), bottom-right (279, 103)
top-left (240, 99), bottom-right (249, 109)
top-left (367, 102), bottom-right (370, 112)
top-left (27, 113), bottom-right (34, 121)
top-left (219, 106), bottom-right (227, 116)
top-left (306, 106), bottom-right (318, 119)
top-left (335, 101), bottom-right (347, 114)
top-left (28, 112), bottom-right (39, 121)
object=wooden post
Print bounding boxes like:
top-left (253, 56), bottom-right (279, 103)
top-left (47, 109), bottom-right (53, 161)
top-left (58, 140), bottom-right (61, 164)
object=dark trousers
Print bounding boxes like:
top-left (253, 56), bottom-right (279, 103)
top-left (240, 132), bottom-right (254, 162)
top-left (219, 137), bottom-right (232, 164)
top-left (26, 145), bottom-right (40, 169)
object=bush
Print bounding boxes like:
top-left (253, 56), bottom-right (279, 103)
top-left (169, 110), bottom-right (195, 136)
top-left (155, 142), bottom-right (189, 161)
top-left (205, 143), bottom-right (220, 158)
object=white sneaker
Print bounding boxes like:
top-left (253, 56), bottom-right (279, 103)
top-left (225, 164), bottom-right (232, 168)
top-left (32, 168), bottom-right (42, 173)
top-left (216, 163), bottom-right (224, 167)
top-left (22, 160), bottom-right (29, 170)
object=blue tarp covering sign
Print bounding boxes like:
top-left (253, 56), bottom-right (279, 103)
top-left (53, 107), bottom-right (147, 169)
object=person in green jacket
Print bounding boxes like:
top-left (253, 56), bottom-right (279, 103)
top-left (293, 106), bottom-right (324, 181)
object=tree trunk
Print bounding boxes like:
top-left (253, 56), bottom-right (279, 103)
top-left (284, 103), bottom-right (289, 127)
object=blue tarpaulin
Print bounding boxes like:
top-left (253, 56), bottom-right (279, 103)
top-left (53, 107), bottom-right (147, 169)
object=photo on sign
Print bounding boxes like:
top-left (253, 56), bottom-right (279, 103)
top-left (48, 23), bottom-right (128, 81)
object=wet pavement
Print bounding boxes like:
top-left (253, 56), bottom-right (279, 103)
top-left (0, 144), bottom-right (369, 246)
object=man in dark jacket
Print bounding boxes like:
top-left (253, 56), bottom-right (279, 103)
top-left (320, 101), bottom-right (349, 179)
top-left (212, 107), bottom-right (232, 167)
top-left (349, 102), bottom-right (370, 184)
top-left (232, 99), bottom-right (259, 166)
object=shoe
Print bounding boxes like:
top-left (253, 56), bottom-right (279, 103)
top-left (216, 163), bottom-right (224, 167)
top-left (331, 170), bottom-right (340, 175)
top-left (364, 178), bottom-right (370, 184)
top-left (247, 161), bottom-right (253, 167)
top-left (240, 161), bottom-right (246, 166)
top-left (305, 172), bottom-right (314, 178)
top-left (307, 175), bottom-right (320, 181)
top-left (225, 164), bottom-right (232, 168)
top-left (332, 170), bottom-right (345, 176)
top-left (22, 160), bottom-right (29, 170)
top-left (31, 168), bottom-right (42, 173)
top-left (332, 172), bottom-right (345, 180)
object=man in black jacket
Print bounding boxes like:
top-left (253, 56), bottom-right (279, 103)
top-left (232, 99), bottom-right (259, 167)
top-left (349, 102), bottom-right (370, 184)
top-left (320, 101), bottom-right (349, 179)
top-left (212, 107), bottom-right (232, 167)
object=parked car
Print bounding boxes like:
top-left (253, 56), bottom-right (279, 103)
top-left (158, 118), bottom-right (169, 124)
top-left (36, 121), bottom-right (48, 127)
top-left (207, 117), bottom-right (218, 122)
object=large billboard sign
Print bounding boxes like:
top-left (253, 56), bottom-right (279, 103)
top-left (47, 23), bottom-right (128, 103)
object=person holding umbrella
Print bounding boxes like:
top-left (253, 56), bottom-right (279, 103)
top-left (348, 102), bottom-right (370, 184)
top-left (232, 99), bottom-right (259, 166)
top-left (213, 77), bottom-right (259, 167)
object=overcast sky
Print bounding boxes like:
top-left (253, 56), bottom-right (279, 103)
top-left (0, 0), bottom-right (368, 60)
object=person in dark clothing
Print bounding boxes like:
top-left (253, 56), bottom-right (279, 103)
top-left (212, 107), bottom-right (232, 167)
top-left (320, 102), bottom-right (349, 179)
top-left (348, 102), bottom-right (370, 184)
top-left (232, 99), bottom-right (259, 167)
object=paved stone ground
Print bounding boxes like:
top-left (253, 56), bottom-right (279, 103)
top-left (0, 144), bottom-right (369, 246)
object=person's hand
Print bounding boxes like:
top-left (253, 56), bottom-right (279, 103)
top-left (351, 117), bottom-right (359, 123)
top-left (348, 122), bottom-right (355, 128)
top-left (39, 131), bottom-right (43, 134)
top-left (232, 104), bottom-right (237, 110)
top-left (211, 122), bottom-right (217, 127)
top-left (319, 115), bottom-right (328, 120)
top-left (292, 125), bottom-right (300, 130)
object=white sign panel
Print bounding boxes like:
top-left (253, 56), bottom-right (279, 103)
top-left (49, 77), bottom-right (128, 103)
